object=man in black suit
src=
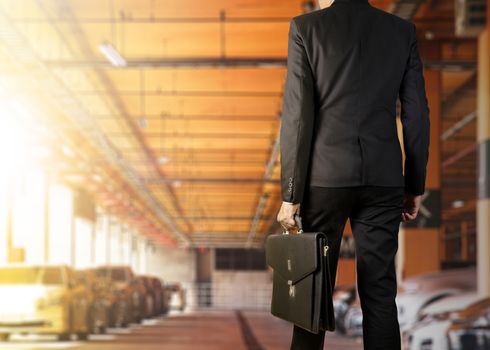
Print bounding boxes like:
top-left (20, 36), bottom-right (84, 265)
top-left (276, 0), bottom-right (430, 348)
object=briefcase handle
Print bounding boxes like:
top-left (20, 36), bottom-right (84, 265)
top-left (282, 214), bottom-right (304, 235)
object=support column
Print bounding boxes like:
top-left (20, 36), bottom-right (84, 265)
top-left (476, 13), bottom-right (490, 297)
top-left (43, 175), bottom-right (50, 264)
top-left (398, 40), bottom-right (442, 279)
top-left (107, 215), bottom-right (112, 265)
top-left (70, 211), bottom-right (76, 267)
top-left (6, 189), bottom-right (14, 263)
top-left (90, 213), bottom-right (97, 266)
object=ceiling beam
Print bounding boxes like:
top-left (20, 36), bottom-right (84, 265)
top-left (388, 0), bottom-right (428, 20)
top-left (44, 58), bottom-right (478, 70)
top-left (107, 132), bottom-right (277, 139)
top-left (11, 16), bottom-right (293, 24)
top-left (246, 134), bottom-right (280, 247)
top-left (44, 58), bottom-right (288, 68)
top-left (173, 216), bottom-right (274, 220)
top-left (442, 72), bottom-right (477, 112)
top-left (423, 60), bottom-right (476, 70)
top-left (441, 111), bottom-right (477, 141)
top-left (143, 177), bottom-right (280, 184)
top-left (442, 143), bottom-right (477, 169)
top-left (74, 90), bottom-right (282, 97)
top-left (94, 114), bottom-right (280, 121)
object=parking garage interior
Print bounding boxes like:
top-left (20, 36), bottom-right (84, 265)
top-left (0, 0), bottom-right (489, 349)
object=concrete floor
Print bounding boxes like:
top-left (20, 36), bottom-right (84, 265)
top-left (0, 310), bottom-right (363, 350)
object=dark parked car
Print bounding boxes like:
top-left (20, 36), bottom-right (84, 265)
top-left (94, 266), bottom-right (142, 325)
top-left (140, 276), bottom-right (167, 316)
top-left (75, 269), bottom-right (109, 334)
top-left (134, 276), bottom-right (155, 319)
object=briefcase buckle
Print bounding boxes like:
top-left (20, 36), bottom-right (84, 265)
top-left (288, 280), bottom-right (295, 297)
top-left (324, 245), bottom-right (329, 256)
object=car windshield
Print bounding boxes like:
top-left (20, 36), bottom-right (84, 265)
top-left (110, 269), bottom-right (128, 281)
top-left (0, 267), bottom-right (64, 285)
top-left (95, 268), bottom-right (128, 282)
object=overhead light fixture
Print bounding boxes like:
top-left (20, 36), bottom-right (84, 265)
top-left (61, 144), bottom-right (75, 158)
top-left (138, 116), bottom-right (147, 128)
top-left (173, 180), bottom-right (182, 187)
top-left (98, 42), bottom-right (127, 67)
top-left (452, 200), bottom-right (465, 208)
top-left (425, 31), bottom-right (435, 40)
top-left (158, 155), bottom-right (170, 164)
top-left (65, 174), bottom-right (85, 183)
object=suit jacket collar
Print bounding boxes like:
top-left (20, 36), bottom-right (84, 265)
top-left (334, 0), bottom-right (370, 3)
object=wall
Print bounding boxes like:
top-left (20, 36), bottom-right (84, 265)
top-left (145, 245), bottom-right (196, 284)
top-left (210, 248), bottom-right (272, 310)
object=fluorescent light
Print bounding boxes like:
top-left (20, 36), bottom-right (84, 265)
top-left (138, 116), bottom-right (147, 128)
top-left (452, 200), bottom-right (465, 208)
top-left (158, 155), bottom-right (170, 164)
top-left (65, 174), bottom-right (85, 182)
top-left (61, 144), bottom-right (75, 158)
top-left (173, 180), bottom-right (182, 187)
top-left (98, 42), bottom-right (127, 67)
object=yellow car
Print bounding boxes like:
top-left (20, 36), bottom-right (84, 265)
top-left (0, 265), bottom-right (90, 341)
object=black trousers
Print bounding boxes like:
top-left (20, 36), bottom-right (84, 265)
top-left (290, 185), bottom-right (404, 350)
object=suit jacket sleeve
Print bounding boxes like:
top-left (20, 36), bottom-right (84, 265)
top-left (280, 18), bottom-right (315, 204)
top-left (399, 23), bottom-right (431, 196)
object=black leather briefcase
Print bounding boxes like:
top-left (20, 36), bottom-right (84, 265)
top-left (265, 215), bottom-right (335, 334)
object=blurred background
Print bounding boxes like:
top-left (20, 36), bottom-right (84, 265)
top-left (0, 0), bottom-right (488, 349)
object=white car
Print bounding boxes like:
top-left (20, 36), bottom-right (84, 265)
top-left (404, 291), bottom-right (482, 350)
top-left (397, 289), bottom-right (459, 332)
top-left (343, 268), bottom-right (476, 338)
top-left (342, 290), bottom-right (457, 338)
top-left (400, 267), bottom-right (475, 293)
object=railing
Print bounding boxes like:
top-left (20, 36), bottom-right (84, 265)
top-left (181, 282), bottom-right (273, 311)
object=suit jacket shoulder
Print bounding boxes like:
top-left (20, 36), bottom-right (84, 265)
top-left (292, 3), bottom-right (415, 40)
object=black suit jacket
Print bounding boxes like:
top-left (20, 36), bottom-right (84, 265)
top-left (280, 0), bottom-right (430, 204)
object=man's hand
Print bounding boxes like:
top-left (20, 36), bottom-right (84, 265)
top-left (277, 201), bottom-right (301, 232)
top-left (402, 193), bottom-right (422, 222)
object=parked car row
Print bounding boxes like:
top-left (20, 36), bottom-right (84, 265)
top-left (332, 267), bottom-right (490, 349)
top-left (404, 292), bottom-right (490, 350)
top-left (0, 264), bottom-right (186, 342)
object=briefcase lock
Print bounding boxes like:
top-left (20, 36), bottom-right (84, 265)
top-left (288, 280), bottom-right (295, 297)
